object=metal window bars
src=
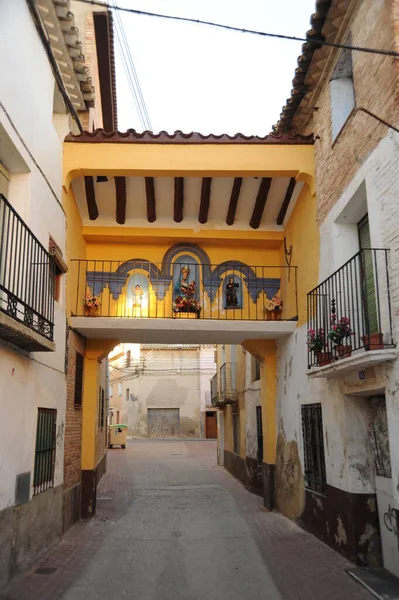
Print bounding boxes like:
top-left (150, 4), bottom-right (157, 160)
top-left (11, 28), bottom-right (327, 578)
top-left (0, 194), bottom-right (55, 341)
top-left (307, 249), bottom-right (394, 368)
top-left (33, 408), bottom-right (57, 495)
top-left (301, 403), bottom-right (327, 494)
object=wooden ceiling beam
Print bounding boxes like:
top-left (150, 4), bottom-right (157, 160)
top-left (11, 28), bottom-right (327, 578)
top-left (84, 176), bottom-right (99, 220)
top-left (199, 177), bottom-right (212, 224)
top-left (115, 176), bottom-right (127, 224)
top-left (145, 177), bottom-right (156, 223)
top-left (174, 177), bottom-right (184, 223)
top-left (249, 177), bottom-right (272, 230)
top-left (226, 177), bottom-right (243, 226)
top-left (277, 177), bottom-right (296, 225)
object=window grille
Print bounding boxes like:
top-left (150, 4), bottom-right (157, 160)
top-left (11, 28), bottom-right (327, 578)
top-left (232, 403), bottom-right (240, 455)
top-left (301, 403), bottom-right (327, 494)
top-left (98, 387), bottom-right (105, 429)
top-left (33, 408), bottom-right (57, 495)
top-left (256, 406), bottom-right (263, 464)
top-left (74, 352), bottom-right (84, 407)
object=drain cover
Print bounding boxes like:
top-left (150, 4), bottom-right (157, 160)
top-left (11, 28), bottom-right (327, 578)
top-left (34, 567), bottom-right (57, 575)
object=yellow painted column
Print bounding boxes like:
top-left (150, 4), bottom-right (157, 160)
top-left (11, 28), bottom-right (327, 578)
top-left (242, 339), bottom-right (277, 509)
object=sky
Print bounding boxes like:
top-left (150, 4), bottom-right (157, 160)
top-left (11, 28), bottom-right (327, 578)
top-left (114, 0), bottom-right (316, 135)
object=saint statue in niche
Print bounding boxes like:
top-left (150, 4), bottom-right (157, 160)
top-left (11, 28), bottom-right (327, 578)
top-left (225, 276), bottom-right (240, 309)
top-left (173, 265), bottom-right (201, 316)
top-left (132, 284), bottom-right (144, 308)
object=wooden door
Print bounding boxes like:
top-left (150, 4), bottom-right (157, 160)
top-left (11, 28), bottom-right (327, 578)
top-left (205, 411), bottom-right (217, 439)
top-left (147, 408), bottom-right (180, 438)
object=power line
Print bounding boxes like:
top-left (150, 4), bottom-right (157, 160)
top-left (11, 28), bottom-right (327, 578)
top-left (73, 0), bottom-right (399, 59)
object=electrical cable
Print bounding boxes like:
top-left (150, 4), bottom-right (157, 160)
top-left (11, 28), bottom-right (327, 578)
top-left (72, 0), bottom-right (399, 59)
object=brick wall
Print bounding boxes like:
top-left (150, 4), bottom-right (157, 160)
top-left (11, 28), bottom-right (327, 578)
top-left (64, 329), bottom-right (86, 491)
top-left (308, 0), bottom-right (399, 223)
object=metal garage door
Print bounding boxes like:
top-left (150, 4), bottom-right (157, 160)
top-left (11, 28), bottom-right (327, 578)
top-left (147, 408), bottom-right (180, 438)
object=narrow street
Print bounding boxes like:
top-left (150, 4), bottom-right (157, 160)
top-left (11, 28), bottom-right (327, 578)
top-left (2, 440), bottom-right (372, 600)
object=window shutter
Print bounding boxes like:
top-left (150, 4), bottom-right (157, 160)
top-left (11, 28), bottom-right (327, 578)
top-left (358, 216), bottom-right (378, 334)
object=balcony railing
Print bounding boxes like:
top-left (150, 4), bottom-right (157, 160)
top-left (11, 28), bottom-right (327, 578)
top-left (307, 249), bottom-right (394, 368)
top-left (71, 259), bottom-right (298, 321)
top-left (0, 194), bottom-right (55, 346)
top-left (220, 362), bottom-right (238, 403)
top-left (210, 373), bottom-right (218, 406)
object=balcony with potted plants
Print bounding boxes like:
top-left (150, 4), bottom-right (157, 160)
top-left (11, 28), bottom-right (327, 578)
top-left (307, 249), bottom-right (396, 378)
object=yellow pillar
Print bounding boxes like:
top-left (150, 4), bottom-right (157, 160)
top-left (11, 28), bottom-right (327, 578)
top-left (242, 339), bottom-right (277, 509)
top-left (81, 338), bottom-right (118, 519)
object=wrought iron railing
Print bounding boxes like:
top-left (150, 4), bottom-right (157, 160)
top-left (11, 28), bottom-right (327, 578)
top-left (307, 249), bottom-right (394, 368)
top-left (220, 362), bottom-right (238, 403)
top-left (210, 373), bottom-right (218, 406)
top-left (0, 194), bottom-right (55, 341)
top-left (71, 259), bottom-right (297, 321)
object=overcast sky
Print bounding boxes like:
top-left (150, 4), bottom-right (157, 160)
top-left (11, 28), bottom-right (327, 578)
top-left (114, 0), bottom-right (315, 135)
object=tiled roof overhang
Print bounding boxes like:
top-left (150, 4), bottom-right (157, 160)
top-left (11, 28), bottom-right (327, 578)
top-left (65, 129), bottom-right (314, 144)
top-left (37, 0), bottom-right (94, 110)
top-left (273, 0), bottom-right (332, 134)
top-left (93, 11), bottom-right (118, 131)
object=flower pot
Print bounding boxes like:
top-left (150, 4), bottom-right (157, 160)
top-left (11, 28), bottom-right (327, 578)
top-left (361, 333), bottom-right (384, 350)
top-left (316, 352), bottom-right (332, 367)
top-left (84, 306), bottom-right (99, 317)
top-left (336, 344), bottom-right (352, 358)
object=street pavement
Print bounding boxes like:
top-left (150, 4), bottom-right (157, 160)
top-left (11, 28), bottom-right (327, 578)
top-left (2, 440), bottom-right (372, 600)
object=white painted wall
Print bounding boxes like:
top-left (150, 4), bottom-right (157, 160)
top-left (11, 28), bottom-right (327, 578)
top-left (277, 129), bottom-right (399, 525)
top-left (0, 1), bottom-right (69, 510)
top-left (242, 349), bottom-right (262, 460)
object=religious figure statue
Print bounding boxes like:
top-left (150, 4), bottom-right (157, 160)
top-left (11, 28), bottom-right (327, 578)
top-left (173, 265), bottom-right (201, 317)
top-left (132, 284), bottom-right (144, 308)
top-left (225, 277), bottom-right (239, 308)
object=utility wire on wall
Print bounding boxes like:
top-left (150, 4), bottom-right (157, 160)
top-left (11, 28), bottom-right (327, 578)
top-left (111, 0), bottom-right (152, 130)
top-left (74, 0), bottom-right (399, 59)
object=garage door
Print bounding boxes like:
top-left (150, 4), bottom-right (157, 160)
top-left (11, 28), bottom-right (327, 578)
top-left (147, 408), bottom-right (180, 438)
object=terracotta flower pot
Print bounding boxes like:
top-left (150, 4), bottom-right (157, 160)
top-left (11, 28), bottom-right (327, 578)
top-left (84, 305), bottom-right (99, 317)
top-left (361, 333), bottom-right (384, 350)
top-left (336, 344), bottom-right (352, 358)
top-left (316, 351), bottom-right (332, 367)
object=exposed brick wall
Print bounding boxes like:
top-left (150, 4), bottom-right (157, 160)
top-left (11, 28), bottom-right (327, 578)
top-left (64, 329), bottom-right (86, 491)
top-left (308, 0), bottom-right (399, 223)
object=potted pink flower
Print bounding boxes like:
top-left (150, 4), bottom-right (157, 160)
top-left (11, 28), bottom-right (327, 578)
top-left (307, 328), bottom-right (331, 366)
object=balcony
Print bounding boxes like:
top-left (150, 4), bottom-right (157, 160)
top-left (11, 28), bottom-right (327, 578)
top-left (0, 194), bottom-right (55, 352)
top-left (210, 373), bottom-right (218, 407)
top-left (220, 362), bottom-right (238, 404)
top-left (307, 249), bottom-right (396, 377)
top-left (69, 258), bottom-right (298, 344)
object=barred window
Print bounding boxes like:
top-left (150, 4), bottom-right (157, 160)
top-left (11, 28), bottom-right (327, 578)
top-left (301, 403), bottom-right (327, 494)
top-left (74, 352), bottom-right (84, 407)
top-left (33, 408), bottom-right (57, 495)
top-left (98, 387), bottom-right (105, 429)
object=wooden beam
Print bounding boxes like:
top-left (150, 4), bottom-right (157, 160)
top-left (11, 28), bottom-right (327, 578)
top-left (145, 177), bottom-right (156, 223)
top-left (277, 177), bottom-right (296, 225)
top-left (199, 177), bottom-right (212, 224)
top-left (174, 177), bottom-right (184, 223)
top-left (226, 178), bottom-right (242, 226)
top-left (84, 176), bottom-right (98, 220)
top-left (115, 176), bottom-right (127, 224)
top-left (249, 177), bottom-right (272, 230)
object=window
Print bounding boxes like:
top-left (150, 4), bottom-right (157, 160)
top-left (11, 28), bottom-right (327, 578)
top-left (330, 47), bottom-right (355, 142)
top-left (118, 383), bottom-right (122, 396)
top-left (116, 410), bottom-right (120, 423)
top-left (358, 215), bottom-right (378, 335)
top-left (49, 236), bottom-right (67, 303)
top-left (301, 404), bottom-right (327, 494)
top-left (232, 404), bottom-right (240, 455)
top-left (126, 388), bottom-right (130, 403)
top-left (125, 350), bottom-right (131, 367)
top-left (98, 387), bottom-right (105, 429)
top-left (252, 356), bottom-right (261, 382)
top-left (74, 352), bottom-right (84, 407)
top-left (33, 408), bottom-right (57, 495)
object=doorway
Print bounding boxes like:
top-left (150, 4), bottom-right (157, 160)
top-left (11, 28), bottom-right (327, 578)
top-left (147, 408), bottom-right (180, 438)
top-left (205, 411), bottom-right (217, 439)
